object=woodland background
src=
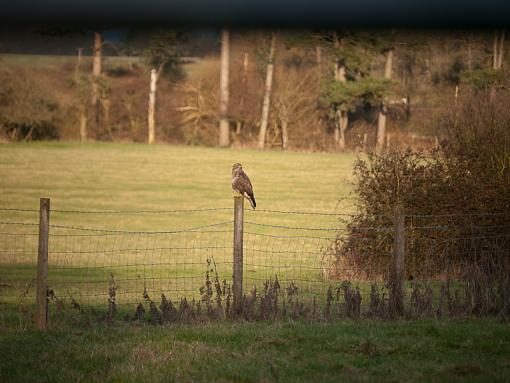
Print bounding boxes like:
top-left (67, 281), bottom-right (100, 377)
top-left (0, 28), bottom-right (507, 151)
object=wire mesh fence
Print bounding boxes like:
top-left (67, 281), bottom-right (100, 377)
top-left (0, 204), bottom-right (345, 311)
top-left (1, 201), bottom-right (509, 323)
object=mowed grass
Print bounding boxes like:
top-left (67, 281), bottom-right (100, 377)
top-left (1, 319), bottom-right (510, 383)
top-left (0, 142), bottom-right (357, 305)
top-left (0, 141), bottom-right (356, 228)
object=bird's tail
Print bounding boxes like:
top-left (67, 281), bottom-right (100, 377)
top-left (246, 193), bottom-right (256, 210)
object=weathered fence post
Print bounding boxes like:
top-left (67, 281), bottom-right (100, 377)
top-left (233, 196), bottom-right (244, 315)
top-left (35, 197), bottom-right (50, 330)
top-left (390, 203), bottom-right (405, 317)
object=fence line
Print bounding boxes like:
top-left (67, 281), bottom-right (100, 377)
top-left (0, 221), bottom-right (39, 226)
top-left (50, 207), bottom-right (234, 214)
top-left (0, 208), bottom-right (40, 213)
top-left (1, 198), bottom-right (510, 327)
top-left (246, 209), bottom-right (357, 216)
top-left (3, 205), bottom-right (510, 218)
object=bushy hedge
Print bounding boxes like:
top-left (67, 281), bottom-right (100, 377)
top-left (0, 68), bottom-right (62, 141)
top-left (336, 92), bottom-right (510, 281)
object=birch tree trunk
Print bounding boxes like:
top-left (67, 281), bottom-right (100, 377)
top-left (490, 30), bottom-right (504, 99)
top-left (497, 29), bottom-right (505, 68)
top-left (336, 110), bottom-right (348, 150)
top-left (257, 32), bottom-right (276, 150)
top-left (91, 32), bottom-right (102, 139)
top-left (376, 48), bottom-right (394, 153)
top-left (236, 52), bottom-right (249, 135)
top-left (332, 32), bottom-right (349, 149)
top-left (219, 28), bottom-right (230, 147)
top-left (280, 107), bottom-right (289, 150)
top-left (333, 32), bottom-right (340, 80)
top-left (242, 52), bottom-right (249, 92)
top-left (334, 65), bottom-right (348, 149)
top-left (79, 104), bottom-right (87, 142)
top-left (493, 30), bottom-right (499, 69)
top-left (147, 68), bottom-right (159, 144)
top-left (75, 46), bottom-right (87, 142)
top-left (281, 120), bottom-right (289, 151)
top-left (103, 97), bottom-right (112, 138)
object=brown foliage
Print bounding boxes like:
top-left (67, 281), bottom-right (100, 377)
top-left (333, 92), bottom-right (510, 317)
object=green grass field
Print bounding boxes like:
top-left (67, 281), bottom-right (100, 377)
top-left (1, 319), bottom-right (510, 382)
top-left (0, 142), bottom-right (356, 224)
top-left (1, 143), bottom-right (509, 382)
top-left (0, 142), bottom-right (358, 307)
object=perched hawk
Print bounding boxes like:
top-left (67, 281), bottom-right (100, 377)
top-left (231, 163), bottom-right (256, 209)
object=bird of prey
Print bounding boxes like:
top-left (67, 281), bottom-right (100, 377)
top-left (231, 163), bottom-right (256, 209)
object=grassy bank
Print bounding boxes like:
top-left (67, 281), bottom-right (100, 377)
top-left (1, 318), bottom-right (509, 382)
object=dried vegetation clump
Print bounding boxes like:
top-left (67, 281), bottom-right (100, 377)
top-left (26, 262), bottom-right (508, 330)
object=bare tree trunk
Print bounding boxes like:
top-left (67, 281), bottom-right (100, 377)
top-left (147, 68), bottom-right (159, 144)
top-left (91, 32), bottom-right (102, 139)
top-left (376, 48), bottom-right (394, 153)
top-left (75, 46), bottom-right (87, 142)
top-left (336, 110), bottom-right (348, 150)
top-left (219, 28), bottom-right (230, 147)
top-left (498, 29), bottom-right (505, 68)
top-left (491, 30), bottom-right (504, 100)
top-left (79, 104), bottom-right (87, 142)
top-left (332, 32), bottom-right (349, 149)
top-left (237, 52), bottom-right (249, 136)
top-left (493, 30), bottom-right (499, 69)
top-left (333, 32), bottom-right (340, 80)
top-left (316, 45), bottom-right (322, 81)
top-left (257, 32), bottom-right (276, 150)
top-left (340, 113), bottom-right (347, 150)
top-left (404, 96), bottom-right (411, 121)
top-left (335, 64), bottom-right (346, 82)
top-left (91, 32), bottom-right (102, 138)
top-left (376, 108), bottom-right (387, 152)
top-left (384, 48), bottom-right (394, 78)
top-left (103, 97), bottom-right (112, 138)
top-left (281, 120), bottom-right (289, 151)
top-left (334, 64), bottom-right (348, 149)
top-left (333, 125), bottom-right (340, 144)
top-left (467, 41), bottom-right (473, 71)
top-left (241, 53), bottom-right (248, 109)
top-left (75, 47), bottom-right (83, 72)
top-left (234, 122), bottom-right (242, 136)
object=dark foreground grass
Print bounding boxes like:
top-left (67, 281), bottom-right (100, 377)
top-left (1, 319), bottom-right (510, 383)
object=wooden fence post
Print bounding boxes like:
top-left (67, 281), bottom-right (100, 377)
top-left (35, 197), bottom-right (50, 330)
top-left (233, 196), bottom-right (244, 315)
top-left (390, 203), bottom-right (405, 317)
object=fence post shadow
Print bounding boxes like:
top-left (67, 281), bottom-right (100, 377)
top-left (35, 197), bottom-right (50, 330)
